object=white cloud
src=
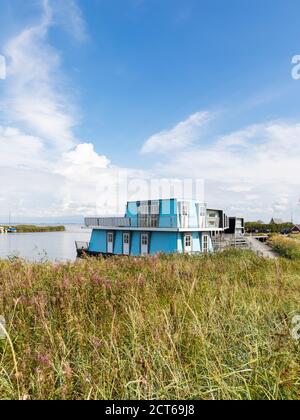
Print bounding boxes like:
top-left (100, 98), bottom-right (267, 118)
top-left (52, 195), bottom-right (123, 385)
top-left (3, 1), bottom-right (75, 151)
top-left (0, 0), bottom-right (116, 219)
top-left (148, 116), bottom-right (300, 221)
top-left (1, 1), bottom-right (299, 223)
top-left (50, 0), bottom-right (88, 43)
top-left (141, 111), bottom-right (211, 154)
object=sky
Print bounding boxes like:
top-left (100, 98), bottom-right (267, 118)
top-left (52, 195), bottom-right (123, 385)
top-left (0, 0), bottom-right (300, 223)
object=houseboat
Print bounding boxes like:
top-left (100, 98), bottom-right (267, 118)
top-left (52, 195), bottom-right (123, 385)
top-left (77, 198), bottom-right (245, 257)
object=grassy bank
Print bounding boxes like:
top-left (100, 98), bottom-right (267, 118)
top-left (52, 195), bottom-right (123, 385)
top-left (13, 225), bottom-right (65, 233)
top-left (269, 236), bottom-right (300, 260)
top-left (0, 250), bottom-right (300, 400)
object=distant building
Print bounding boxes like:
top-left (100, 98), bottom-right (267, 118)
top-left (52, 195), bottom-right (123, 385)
top-left (270, 218), bottom-right (284, 225)
top-left (77, 198), bottom-right (244, 257)
top-left (225, 217), bottom-right (245, 236)
top-left (290, 225), bottom-right (300, 234)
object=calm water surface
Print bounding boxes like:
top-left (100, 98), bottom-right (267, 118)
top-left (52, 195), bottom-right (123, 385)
top-left (0, 225), bottom-right (91, 262)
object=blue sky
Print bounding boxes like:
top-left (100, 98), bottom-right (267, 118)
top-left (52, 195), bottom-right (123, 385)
top-left (0, 0), bottom-right (300, 222)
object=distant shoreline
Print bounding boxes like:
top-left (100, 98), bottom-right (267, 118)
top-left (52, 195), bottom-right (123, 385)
top-left (0, 225), bottom-right (65, 233)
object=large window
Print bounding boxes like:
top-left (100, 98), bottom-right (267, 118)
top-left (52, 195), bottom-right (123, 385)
top-left (138, 201), bottom-right (159, 228)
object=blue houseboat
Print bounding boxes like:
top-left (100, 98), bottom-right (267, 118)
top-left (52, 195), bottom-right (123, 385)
top-left (77, 198), bottom-right (244, 257)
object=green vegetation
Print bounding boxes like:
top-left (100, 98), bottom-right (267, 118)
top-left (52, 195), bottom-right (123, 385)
top-left (0, 250), bottom-right (300, 400)
top-left (269, 236), bottom-right (300, 260)
top-left (245, 222), bottom-right (293, 234)
top-left (13, 225), bottom-right (65, 233)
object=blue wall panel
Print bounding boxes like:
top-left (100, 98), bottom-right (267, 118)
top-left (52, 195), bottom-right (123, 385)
top-left (131, 232), bottom-right (141, 256)
top-left (149, 232), bottom-right (177, 255)
top-left (88, 228), bottom-right (214, 256)
top-left (88, 230), bottom-right (107, 253)
top-left (114, 231), bottom-right (123, 255)
top-left (192, 232), bottom-right (201, 252)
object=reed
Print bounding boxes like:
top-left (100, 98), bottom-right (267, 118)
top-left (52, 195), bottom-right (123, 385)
top-left (0, 250), bottom-right (299, 400)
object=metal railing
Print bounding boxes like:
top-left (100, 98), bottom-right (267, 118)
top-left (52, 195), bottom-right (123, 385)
top-left (84, 216), bottom-right (228, 230)
top-left (85, 216), bottom-right (179, 229)
top-left (75, 241), bottom-right (89, 251)
top-left (85, 217), bottom-right (131, 228)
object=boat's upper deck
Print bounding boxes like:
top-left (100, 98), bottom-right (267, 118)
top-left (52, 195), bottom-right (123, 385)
top-left (85, 199), bottom-right (229, 232)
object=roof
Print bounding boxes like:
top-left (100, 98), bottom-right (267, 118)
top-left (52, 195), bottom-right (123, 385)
top-left (270, 218), bottom-right (284, 224)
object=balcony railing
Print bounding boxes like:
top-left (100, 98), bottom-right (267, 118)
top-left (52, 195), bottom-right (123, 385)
top-left (85, 216), bottom-right (178, 229)
top-left (84, 216), bottom-right (223, 230)
top-left (85, 217), bottom-right (131, 228)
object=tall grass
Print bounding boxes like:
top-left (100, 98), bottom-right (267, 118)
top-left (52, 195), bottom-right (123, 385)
top-left (0, 250), bottom-right (300, 400)
top-left (269, 236), bottom-right (300, 260)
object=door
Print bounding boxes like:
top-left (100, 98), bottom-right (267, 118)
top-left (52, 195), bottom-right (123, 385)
top-left (141, 234), bottom-right (149, 256)
top-left (107, 232), bottom-right (114, 254)
top-left (202, 235), bottom-right (209, 253)
top-left (179, 202), bottom-right (190, 229)
top-left (184, 234), bottom-right (192, 254)
top-left (123, 233), bottom-right (130, 255)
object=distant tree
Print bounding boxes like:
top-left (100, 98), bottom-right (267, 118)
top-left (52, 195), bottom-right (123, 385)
top-left (245, 222), bottom-right (293, 234)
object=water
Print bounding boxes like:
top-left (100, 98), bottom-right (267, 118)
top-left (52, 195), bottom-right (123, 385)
top-left (0, 225), bottom-right (91, 263)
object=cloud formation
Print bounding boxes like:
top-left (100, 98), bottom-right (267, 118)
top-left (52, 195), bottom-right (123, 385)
top-left (151, 117), bottom-right (300, 221)
top-left (1, 1), bottom-right (299, 223)
top-left (141, 111), bottom-right (211, 154)
top-left (0, 0), bottom-right (116, 219)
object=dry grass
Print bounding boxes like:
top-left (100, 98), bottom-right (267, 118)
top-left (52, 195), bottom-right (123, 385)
top-left (0, 250), bottom-right (300, 400)
top-left (269, 236), bottom-right (300, 260)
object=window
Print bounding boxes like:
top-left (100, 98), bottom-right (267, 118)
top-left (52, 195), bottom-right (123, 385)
top-left (199, 207), bottom-right (206, 217)
top-left (141, 234), bottom-right (149, 246)
top-left (138, 201), bottom-right (159, 228)
top-left (209, 212), bottom-right (217, 218)
top-left (108, 233), bottom-right (113, 243)
top-left (180, 202), bottom-right (189, 216)
top-left (203, 235), bottom-right (209, 253)
top-left (123, 234), bottom-right (129, 244)
top-left (185, 235), bottom-right (192, 248)
top-left (150, 201), bottom-right (160, 215)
